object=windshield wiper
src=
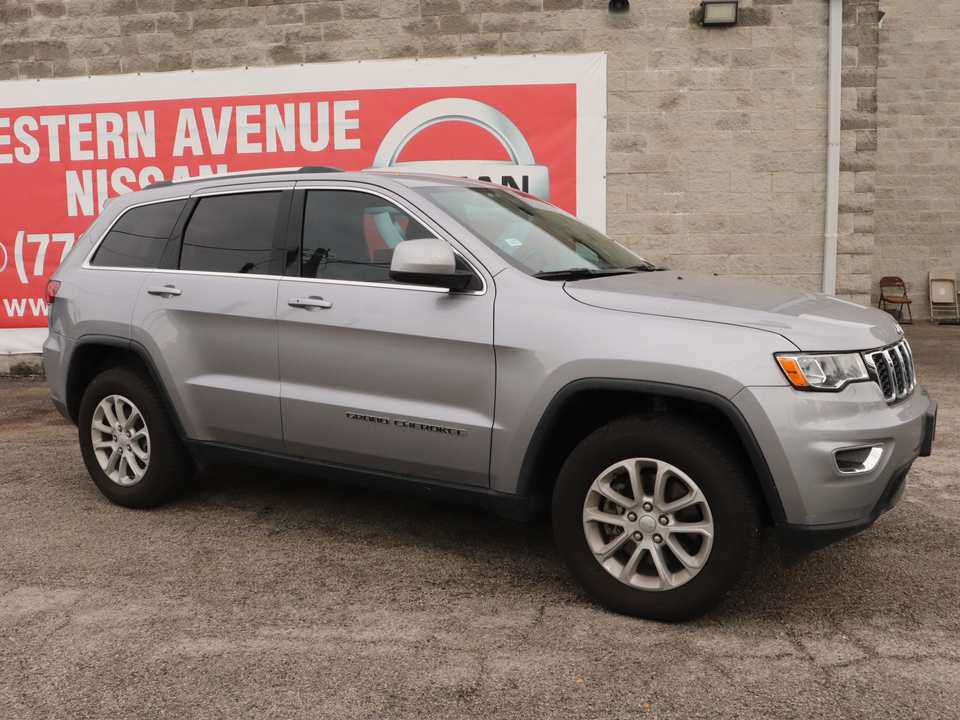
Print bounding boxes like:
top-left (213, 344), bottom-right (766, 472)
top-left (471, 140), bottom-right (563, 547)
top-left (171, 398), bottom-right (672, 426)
top-left (535, 264), bottom-right (663, 281)
top-left (535, 267), bottom-right (638, 281)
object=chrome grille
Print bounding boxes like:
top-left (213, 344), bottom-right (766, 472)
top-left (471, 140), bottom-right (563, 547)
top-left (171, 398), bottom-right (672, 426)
top-left (863, 339), bottom-right (916, 402)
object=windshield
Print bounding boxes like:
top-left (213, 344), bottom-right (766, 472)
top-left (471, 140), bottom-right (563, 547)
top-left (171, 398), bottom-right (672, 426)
top-left (416, 186), bottom-right (647, 276)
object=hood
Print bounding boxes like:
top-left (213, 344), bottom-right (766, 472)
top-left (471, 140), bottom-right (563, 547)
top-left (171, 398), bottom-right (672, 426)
top-left (562, 272), bottom-right (903, 352)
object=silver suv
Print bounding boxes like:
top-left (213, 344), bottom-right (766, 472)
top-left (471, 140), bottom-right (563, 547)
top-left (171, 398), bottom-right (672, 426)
top-left (44, 168), bottom-right (937, 621)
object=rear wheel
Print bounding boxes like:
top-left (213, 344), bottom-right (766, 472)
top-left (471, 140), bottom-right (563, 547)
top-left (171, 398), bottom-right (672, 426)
top-left (552, 415), bottom-right (761, 621)
top-left (78, 366), bottom-right (191, 508)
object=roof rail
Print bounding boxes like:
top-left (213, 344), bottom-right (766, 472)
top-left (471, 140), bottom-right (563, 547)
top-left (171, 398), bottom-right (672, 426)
top-left (145, 166), bottom-right (344, 190)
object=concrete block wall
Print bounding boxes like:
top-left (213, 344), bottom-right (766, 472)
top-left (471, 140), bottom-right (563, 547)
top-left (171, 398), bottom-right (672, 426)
top-left (0, 353), bottom-right (44, 376)
top-left (605, 0), bottom-right (832, 295)
top-left (838, 0), bottom-right (878, 306)
top-left (0, 0), bottom-right (841, 298)
top-left (874, 0), bottom-right (960, 320)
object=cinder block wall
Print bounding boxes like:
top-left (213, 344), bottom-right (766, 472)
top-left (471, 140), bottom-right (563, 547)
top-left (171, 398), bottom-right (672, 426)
top-left (0, 0), bottom-right (864, 301)
top-left (875, 0), bottom-right (960, 319)
top-left (607, 0), bottom-right (835, 297)
top-left (839, 0), bottom-right (878, 304)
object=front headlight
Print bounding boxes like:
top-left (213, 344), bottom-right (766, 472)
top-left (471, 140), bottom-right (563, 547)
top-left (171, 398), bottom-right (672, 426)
top-left (775, 352), bottom-right (869, 391)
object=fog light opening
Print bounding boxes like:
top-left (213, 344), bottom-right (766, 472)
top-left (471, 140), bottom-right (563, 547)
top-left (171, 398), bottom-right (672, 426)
top-left (834, 444), bottom-right (884, 475)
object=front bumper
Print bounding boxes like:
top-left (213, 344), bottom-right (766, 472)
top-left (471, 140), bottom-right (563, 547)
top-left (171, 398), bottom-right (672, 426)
top-left (775, 456), bottom-right (911, 567)
top-left (734, 383), bottom-right (937, 566)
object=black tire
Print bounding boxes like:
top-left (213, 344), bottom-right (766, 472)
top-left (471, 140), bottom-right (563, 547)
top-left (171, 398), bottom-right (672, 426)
top-left (552, 415), bottom-right (762, 622)
top-left (77, 365), bottom-right (192, 508)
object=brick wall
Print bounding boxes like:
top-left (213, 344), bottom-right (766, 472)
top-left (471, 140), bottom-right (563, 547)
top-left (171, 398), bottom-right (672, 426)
top-left (0, 0), bottom-right (840, 296)
top-left (875, 0), bottom-right (960, 319)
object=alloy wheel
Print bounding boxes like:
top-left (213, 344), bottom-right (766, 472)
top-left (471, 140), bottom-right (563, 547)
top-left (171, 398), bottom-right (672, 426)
top-left (90, 394), bottom-right (151, 487)
top-left (582, 457), bottom-right (714, 591)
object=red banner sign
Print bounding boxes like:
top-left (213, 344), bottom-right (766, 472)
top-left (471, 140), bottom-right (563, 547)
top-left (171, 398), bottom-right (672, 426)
top-left (0, 54), bottom-right (606, 351)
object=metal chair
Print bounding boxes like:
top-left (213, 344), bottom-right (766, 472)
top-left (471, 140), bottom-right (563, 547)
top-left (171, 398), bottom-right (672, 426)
top-left (878, 276), bottom-right (913, 324)
top-left (929, 268), bottom-right (959, 320)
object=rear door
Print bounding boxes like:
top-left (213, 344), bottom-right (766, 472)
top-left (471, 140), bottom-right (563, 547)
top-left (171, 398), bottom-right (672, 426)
top-left (276, 184), bottom-right (496, 486)
top-left (131, 184), bottom-right (290, 452)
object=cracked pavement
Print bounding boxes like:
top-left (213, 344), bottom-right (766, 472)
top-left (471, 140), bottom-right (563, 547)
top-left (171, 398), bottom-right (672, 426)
top-left (1, 322), bottom-right (958, 719)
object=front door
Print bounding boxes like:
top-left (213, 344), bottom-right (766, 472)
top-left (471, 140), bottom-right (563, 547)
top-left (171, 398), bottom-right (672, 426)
top-left (277, 187), bottom-right (496, 486)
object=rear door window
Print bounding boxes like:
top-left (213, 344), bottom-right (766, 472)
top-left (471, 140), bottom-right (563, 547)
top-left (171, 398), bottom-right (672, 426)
top-left (179, 192), bottom-right (281, 274)
top-left (91, 199), bottom-right (187, 269)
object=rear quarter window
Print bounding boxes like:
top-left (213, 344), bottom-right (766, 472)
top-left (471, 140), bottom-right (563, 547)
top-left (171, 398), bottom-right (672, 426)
top-left (90, 199), bottom-right (187, 269)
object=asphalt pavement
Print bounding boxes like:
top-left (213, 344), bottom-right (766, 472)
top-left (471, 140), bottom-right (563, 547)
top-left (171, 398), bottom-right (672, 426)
top-left (1, 322), bottom-right (958, 719)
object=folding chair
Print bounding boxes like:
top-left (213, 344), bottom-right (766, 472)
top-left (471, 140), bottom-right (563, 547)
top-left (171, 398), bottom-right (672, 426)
top-left (877, 276), bottom-right (913, 324)
top-left (929, 268), bottom-right (959, 320)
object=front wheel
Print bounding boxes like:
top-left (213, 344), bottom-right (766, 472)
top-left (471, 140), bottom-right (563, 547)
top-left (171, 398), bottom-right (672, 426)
top-left (552, 415), bottom-right (762, 622)
top-left (78, 366), bottom-right (192, 508)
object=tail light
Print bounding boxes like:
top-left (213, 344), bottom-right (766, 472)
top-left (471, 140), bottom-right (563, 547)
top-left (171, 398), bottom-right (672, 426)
top-left (44, 280), bottom-right (60, 305)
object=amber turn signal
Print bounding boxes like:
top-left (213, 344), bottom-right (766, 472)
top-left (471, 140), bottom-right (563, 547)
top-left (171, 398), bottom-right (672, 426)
top-left (777, 357), bottom-right (809, 387)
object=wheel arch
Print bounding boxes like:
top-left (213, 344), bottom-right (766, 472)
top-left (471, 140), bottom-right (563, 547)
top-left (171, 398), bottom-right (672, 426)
top-left (515, 378), bottom-right (787, 526)
top-left (66, 335), bottom-right (189, 442)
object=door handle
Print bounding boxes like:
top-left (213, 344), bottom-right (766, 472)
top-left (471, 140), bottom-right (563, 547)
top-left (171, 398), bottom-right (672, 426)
top-left (147, 285), bottom-right (182, 297)
top-left (288, 296), bottom-right (333, 310)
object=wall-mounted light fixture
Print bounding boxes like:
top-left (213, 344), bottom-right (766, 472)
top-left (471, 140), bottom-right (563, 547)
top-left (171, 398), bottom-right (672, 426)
top-left (701, 0), bottom-right (739, 26)
top-left (608, 0), bottom-right (630, 14)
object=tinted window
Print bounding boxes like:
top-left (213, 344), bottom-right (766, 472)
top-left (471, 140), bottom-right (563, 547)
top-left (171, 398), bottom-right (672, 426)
top-left (302, 190), bottom-right (436, 283)
top-left (91, 200), bottom-right (187, 269)
top-left (180, 192), bottom-right (281, 274)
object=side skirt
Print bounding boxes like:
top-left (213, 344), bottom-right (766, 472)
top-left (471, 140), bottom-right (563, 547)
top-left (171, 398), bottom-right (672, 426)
top-left (184, 440), bottom-right (546, 522)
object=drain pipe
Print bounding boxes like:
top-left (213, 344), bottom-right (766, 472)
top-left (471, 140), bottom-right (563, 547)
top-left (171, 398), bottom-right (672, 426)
top-left (822, 0), bottom-right (842, 295)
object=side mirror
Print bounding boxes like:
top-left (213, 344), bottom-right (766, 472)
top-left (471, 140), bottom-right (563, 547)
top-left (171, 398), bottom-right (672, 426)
top-left (389, 238), bottom-right (474, 290)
